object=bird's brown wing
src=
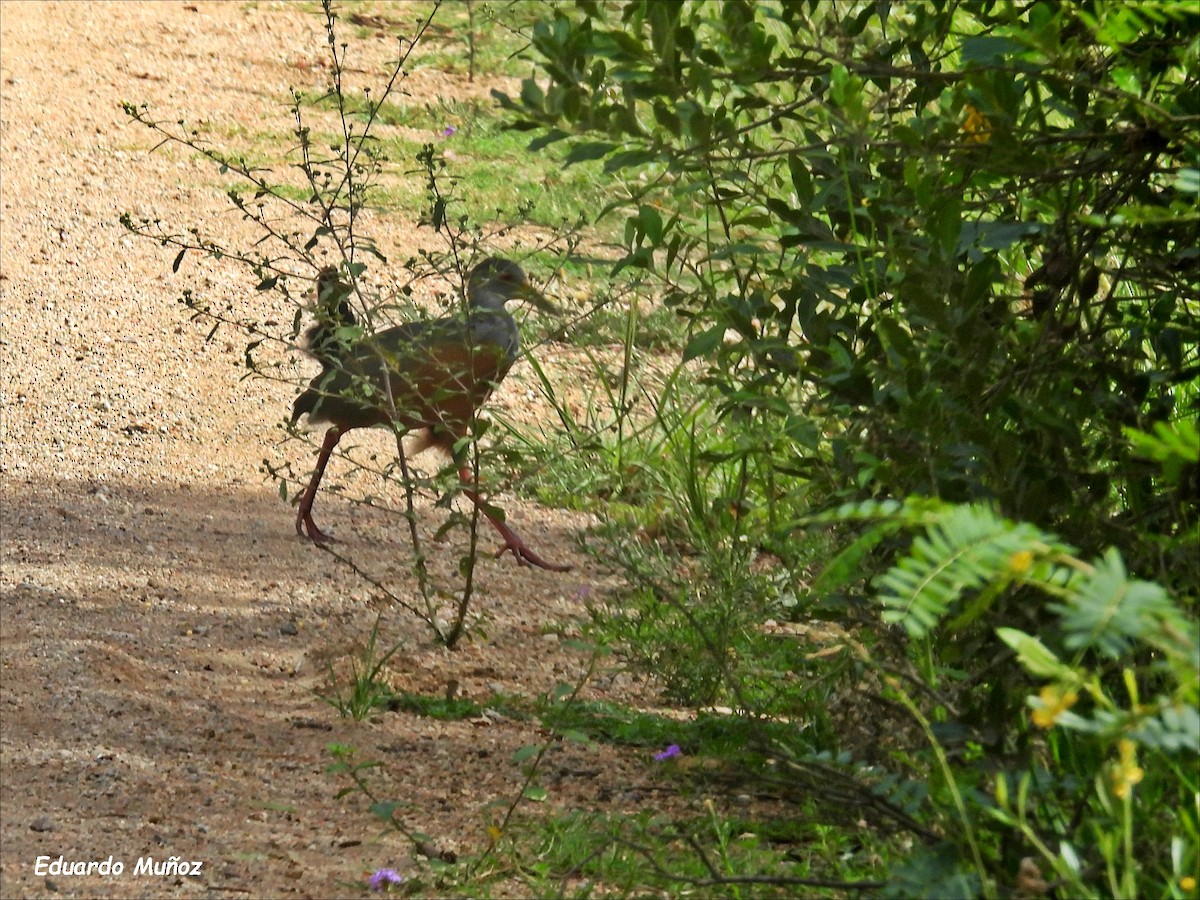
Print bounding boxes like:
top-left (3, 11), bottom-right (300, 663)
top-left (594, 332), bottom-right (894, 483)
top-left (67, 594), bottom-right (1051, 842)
top-left (292, 317), bottom-right (514, 449)
top-left (372, 332), bottom-right (512, 448)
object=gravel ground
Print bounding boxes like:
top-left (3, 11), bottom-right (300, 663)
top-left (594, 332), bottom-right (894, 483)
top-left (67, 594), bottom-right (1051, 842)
top-left (0, 4), bottom-right (679, 897)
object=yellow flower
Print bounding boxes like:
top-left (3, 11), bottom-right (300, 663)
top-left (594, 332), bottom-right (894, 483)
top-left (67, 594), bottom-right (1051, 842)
top-left (1031, 683), bottom-right (1077, 729)
top-left (1009, 550), bottom-right (1034, 575)
top-left (1109, 738), bottom-right (1145, 799)
top-left (963, 104), bottom-right (992, 144)
top-left (1179, 875), bottom-right (1195, 892)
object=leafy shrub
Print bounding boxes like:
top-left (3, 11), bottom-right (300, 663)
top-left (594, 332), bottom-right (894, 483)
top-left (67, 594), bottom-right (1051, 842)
top-left (494, 3), bottom-right (1200, 895)
top-left (500, 0), bottom-right (1198, 593)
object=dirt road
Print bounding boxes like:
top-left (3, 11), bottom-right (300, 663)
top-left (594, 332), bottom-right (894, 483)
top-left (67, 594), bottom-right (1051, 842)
top-left (0, 5), bottom-right (642, 897)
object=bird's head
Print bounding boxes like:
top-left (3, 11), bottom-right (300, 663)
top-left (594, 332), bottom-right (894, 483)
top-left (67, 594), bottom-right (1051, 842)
top-left (467, 257), bottom-right (560, 315)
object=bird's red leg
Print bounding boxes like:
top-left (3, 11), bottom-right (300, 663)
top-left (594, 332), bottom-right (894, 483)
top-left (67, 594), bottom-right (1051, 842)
top-left (459, 468), bottom-right (571, 572)
top-left (296, 426), bottom-right (343, 544)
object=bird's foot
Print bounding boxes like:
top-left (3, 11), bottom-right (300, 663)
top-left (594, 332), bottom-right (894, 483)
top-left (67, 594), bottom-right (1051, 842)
top-left (296, 513), bottom-right (336, 545)
top-left (461, 486), bottom-right (572, 572)
top-left (490, 534), bottom-right (572, 572)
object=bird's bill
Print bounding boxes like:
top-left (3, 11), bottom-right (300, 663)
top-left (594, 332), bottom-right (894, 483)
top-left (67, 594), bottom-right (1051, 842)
top-left (517, 283), bottom-right (561, 315)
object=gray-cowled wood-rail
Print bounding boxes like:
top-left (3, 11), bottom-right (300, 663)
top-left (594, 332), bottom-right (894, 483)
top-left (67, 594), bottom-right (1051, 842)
top-left (290, 258), bottom-right (571, 572)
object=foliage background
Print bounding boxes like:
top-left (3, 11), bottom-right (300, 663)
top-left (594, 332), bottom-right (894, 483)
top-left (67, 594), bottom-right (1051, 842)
top-left (491, 1), bottom-right (1198, 896)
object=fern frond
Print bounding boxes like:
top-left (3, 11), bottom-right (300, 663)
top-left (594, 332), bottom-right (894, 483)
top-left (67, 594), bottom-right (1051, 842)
top-left (1053, 548), bottom-right (1178, 659)
top-left (876, 504), bottom-right (1048, 638)
top-left (1131, 701), bottom-right (1200, 754)
top-left (792, 497), bottom-right (940, 601)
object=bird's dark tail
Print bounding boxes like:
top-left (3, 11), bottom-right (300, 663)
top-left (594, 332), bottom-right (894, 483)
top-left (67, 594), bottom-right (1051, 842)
top-left (290, 381), bottom-right (326, 426)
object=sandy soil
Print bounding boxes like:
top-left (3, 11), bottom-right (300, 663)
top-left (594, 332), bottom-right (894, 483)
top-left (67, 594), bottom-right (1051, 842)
top-left (0, 4), bottom-right (675, 897)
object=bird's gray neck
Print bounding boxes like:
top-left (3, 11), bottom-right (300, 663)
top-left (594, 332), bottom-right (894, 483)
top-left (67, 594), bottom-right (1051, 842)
top-left (469, 306), bottom-right (519, 357)
top-left (469, 288), bottom-right (510, 312)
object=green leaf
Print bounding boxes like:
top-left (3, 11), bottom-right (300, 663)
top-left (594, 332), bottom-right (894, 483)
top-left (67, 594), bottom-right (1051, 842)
top-left (960, 35), bottom-right (1026, 65)
top-left (512, 745), bottom-right (539, 764)
top-left (683, 325), bottom-right (724, 362)
top-left (929, 198), bottom-right (963, 256)
top-left (369, 800), bottom-right (401, 822)
top-left (996, 628), bottom-right (1072, 679)
top-left (787, 154), bottom-right (816, 205)
top-left (1124, 420), bottom-right (1200, 484)
top-left (1175, 168), bottom-right (1200, 194)
top-left (637, 204), bottom-right (663, 245)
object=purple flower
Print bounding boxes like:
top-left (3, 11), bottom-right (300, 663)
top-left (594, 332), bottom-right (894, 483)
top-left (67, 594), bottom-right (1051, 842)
top-left (654, 744), bottom-right (682, 761)
top-left (440, 126), bottom-right (457, 138)
top-left (368, 868), bottom-right (404, 892)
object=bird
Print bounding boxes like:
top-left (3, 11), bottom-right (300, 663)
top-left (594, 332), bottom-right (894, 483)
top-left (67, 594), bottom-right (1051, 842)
top-left (289, 258), bottom-right (571, 572)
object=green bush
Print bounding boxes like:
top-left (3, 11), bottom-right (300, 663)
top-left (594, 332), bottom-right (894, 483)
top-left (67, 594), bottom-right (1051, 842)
top-left (495, 2), bottom-right (1200, 895)
top-left (500, 0), bottom-right (1198, 590)
top-left (838, 495), bottom-right (1199, 898)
